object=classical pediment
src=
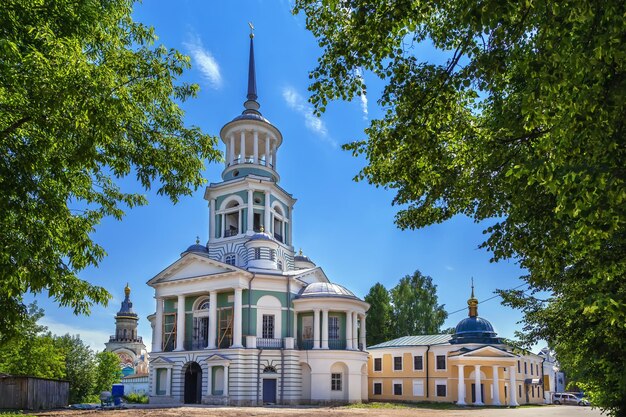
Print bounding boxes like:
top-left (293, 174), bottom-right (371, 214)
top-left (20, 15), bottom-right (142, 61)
top-left (293, 267), bottom-right (330, 285)
top-left (147, 253), bottom-right (249, 286)
top-left (449, 345), bottom-right (517, 359)
top-left (149, 356), bottom-right (174, 365)
top-left (206, 354), bottom-right (232, 366)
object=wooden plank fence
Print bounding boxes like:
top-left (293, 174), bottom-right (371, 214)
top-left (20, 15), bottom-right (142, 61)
top-left (0, 375), bottom-right (69, 410)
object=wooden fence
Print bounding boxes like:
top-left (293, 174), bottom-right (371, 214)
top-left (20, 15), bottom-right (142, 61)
top-left (0, 375), bottom-right (69, 410)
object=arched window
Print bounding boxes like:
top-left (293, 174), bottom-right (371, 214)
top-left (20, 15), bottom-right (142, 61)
top-left (224, 254), bottom-right (236, 266)
top-left (192, 297), bottom-right (210, 349)
top-left (224, 201), bottom-right (240, 237)
top-left (272, 205), bottom-right (285, 242)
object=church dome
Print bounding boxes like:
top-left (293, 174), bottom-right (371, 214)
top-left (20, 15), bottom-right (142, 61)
top-left (294, 248), bottom-right (316, 269)
top-left (184, 238), bottom-right (208, 254)
top-left (450, 282), bottom-right (502, 345)
top-left (299, 282), bottom-right (359, 300)
top-left (248, 231), bottom-right (273, 241)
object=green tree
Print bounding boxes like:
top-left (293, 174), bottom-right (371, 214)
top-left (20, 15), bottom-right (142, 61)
top-left (0, 0), bottom-right (220, 335)
top-left (364, 282), bottom-right (393, 346)
top-left (0, 303), bottom-right (65, 379)
top-left (390, 270), bottom-right (447, 337)
top-left (54, 334), bottom-right (95, 403)
top-left (294, 0), bottom-right (626, 414)
top-left (93, 351), bottom-right (122, 394)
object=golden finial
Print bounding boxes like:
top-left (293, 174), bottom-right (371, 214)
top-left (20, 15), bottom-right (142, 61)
top-left (196, 236), bottom-right (200, 244)
top-left (260, 225), bottom-right (264, 232)
top-left (299, 248), bottom-right (303, 256)
top-left (124, 282), bottom-right (131, 296)
top-left (467, 277), bottom-right (479, 317)
top-left (248, 22), bottom-right (255, 39)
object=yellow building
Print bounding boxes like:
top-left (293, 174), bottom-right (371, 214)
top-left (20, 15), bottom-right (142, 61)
top-left (367, 288), bottom-right (545, 406)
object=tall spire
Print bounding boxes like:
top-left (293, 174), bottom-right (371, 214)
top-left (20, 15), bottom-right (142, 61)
top-left (467, 278), bottom-right (479, 318)
top-left (243, 23), bottom-right (261, 116)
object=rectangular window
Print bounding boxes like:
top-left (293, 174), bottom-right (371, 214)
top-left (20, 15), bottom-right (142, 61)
top-left (436, 384), bottom-right (447, 397)
top-left (331, 373), bottom-right (342, 391)
top-left (393, 356), bottom-right (403, 371)
top-left (254, 247), bottom-right (261, 260)
top-left (374, 358), bottom-right (382, 372)
top-left (413, 355), bottom-right (423, 371)
top-left (156, 368), bottom-right (167, 395)
top-left (262, 314), bottom-right (275, 339)
top-left (524, 362), bottom-right (528, 374)
top-left (329, 316), bottom-right (340, 340)
top-left (536, 364), bottom-right (540, 376)
top-left (373, 382), bottom-right (382, 395)
top-left (530, 361), bottom-right (534, 375)
top-left (532, 386), bottom-right (535, 398)
top-left (302, 316), bottom-right (313, 340)
top-left (517, 360), bottom-right (521, 373)
top-left (518, 385), bottom-right (522, 398)
top-left (412, 380), bottom-right (424, 396)
top-left (393, 382), bottom-right (403, 396)
top-left (436, 355), bottom-right (446, 370)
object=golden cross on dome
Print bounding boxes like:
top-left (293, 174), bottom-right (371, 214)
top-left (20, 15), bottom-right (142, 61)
top-left (248, 22), bottom-right (255, 38)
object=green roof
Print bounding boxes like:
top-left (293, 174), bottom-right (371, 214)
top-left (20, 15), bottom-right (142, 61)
top-left (368, 334), bottom-right (452, 349)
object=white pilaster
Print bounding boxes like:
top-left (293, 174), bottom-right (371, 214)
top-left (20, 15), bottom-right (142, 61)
top-left (346, 311), bottom-right (353, 350)
top-left (229, 134), bottom-right (235, 165)
top-left (165, 367), bottom-right (171, 396)
top-left (457, 365), bottom-right (466, 405)
top-left (359, 314), bottom-right (367, 349)
top-left (240, 131), bottom-right (246, 162)
top-left (313, 309), bottom-right (320, 349)
top-left (153, 297), bottom-right (163, 352)
top-left (474, 364), bottom-right (483, 405)
top-left (293, 311), bottom-right (298, 341)
top-left (492, 365), bottom-right (501, 405)
top-left (220, 213), bottom-right (225, 238)
top-left (509, 366), bottom-right (519, 406)
top-left (175, 294), bottom-right (185, 351)
top-left (209, 199), bottom-right (216, 242)
top-left (253, 131), bottom-right (259, 164)
top-left (151, 369), bottom-right (158, 395)
top-left (208, 291), bottom-right (217, 349)
top-left (223, 365), bottom-right (229, 396)
top-left (247, 189), bottom-right (254, 233)
top-left (352, 311), bottom-right (358, 350)
top-left (271, 145), bottom-right (276, 170)
top-left (265, 134), bottom-right (270, 166)
top-left (206, 365), bottom-right (213, 395)
top-left (264, 191), bottom-right (271, 231)
top-left (232, 288), bottom-right (243, 348)
top-left (321, 309), bottom-right (329, 349)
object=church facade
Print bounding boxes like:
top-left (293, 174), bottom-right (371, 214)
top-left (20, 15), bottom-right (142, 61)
top-left (367, 287), bottom-right (546, 406)
top-left (146, 34), bottom-right (369, 405)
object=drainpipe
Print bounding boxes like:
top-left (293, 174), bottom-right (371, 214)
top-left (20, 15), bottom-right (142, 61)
top-left (257, 348), bottom-right (263, 405)
top-left (286, 277), bottom-right (291, 337)
top-left (541, 357), bottom-right (546, 402)
top-left (425, 345), bottom-right (431, 399)
top-left (248, 273), bottom-right (256, 336)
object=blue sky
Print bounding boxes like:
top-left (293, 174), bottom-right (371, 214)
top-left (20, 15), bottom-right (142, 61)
top-left (31, 0), bottom-right (534, 351)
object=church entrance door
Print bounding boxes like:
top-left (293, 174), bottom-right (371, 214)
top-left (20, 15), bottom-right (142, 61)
top-left (184, 362), bottom-right (202, 404)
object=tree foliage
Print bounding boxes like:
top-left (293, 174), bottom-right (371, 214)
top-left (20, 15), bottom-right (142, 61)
top-left (364, 282), bottom-right (393, 346)
top-left (0, 0), bottom-right (220, 334)
top-left (294, 0), bottom-right (626, 414)
top-left (93, 351), bottom-right (123, 394)
top-left (54, 334), bottom-right (95, 404)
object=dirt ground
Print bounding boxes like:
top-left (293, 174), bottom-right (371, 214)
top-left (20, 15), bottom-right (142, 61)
top-left (27, 404), bottom-right (604, 417)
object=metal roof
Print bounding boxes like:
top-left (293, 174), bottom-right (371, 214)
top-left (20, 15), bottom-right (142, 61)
top-left (298, 282), bottom-right (359, 300)
top-left (368, 334), bottom-right (452, 349)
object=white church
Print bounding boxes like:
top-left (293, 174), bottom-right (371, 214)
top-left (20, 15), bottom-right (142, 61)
top-left (146, 33), bottom-right (369, 405)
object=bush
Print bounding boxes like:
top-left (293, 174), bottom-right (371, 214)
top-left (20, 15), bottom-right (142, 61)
top-left (123, 393), bottom-right (148, 404)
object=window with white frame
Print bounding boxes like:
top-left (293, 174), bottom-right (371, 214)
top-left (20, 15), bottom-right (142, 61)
top-left (436, 355), bottom-right (446, 370)
top-left (393, 381), bottom-right (403, 395)
top-left (393, 356), bottom-right (403, 371)
top-left (331, 373), bottom-right (342, 391)
top-left (374, 357), bottom-right (382, 372)
top-left (436, 382), bottom-right (447, 397)
top-left (413, 355), bottom-right (423, 371)
top-left (262, 314), bottom-right (275, 339)
top-left (373, 381), bottom-right (382, 395)
top-left (412, 379), bottom-right (424, 396)
top-left (329, 316), bottom-right (340, 340)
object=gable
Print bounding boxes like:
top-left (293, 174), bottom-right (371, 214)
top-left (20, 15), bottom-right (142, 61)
top-left (148, 253), bottom-right (246, 286)
top-left (294, 267), bottom-right (330, 285)
top-left (453, 345), bottom-right (516, 358)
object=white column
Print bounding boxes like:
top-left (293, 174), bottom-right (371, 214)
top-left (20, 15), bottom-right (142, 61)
top-left (474, 364), bottom-right (483, 405)
top-left (271, 145), bottom-right (276, 169)
top-left (206, 365), bottom-right (213, 396)
top-left (229, 134), bottom-right (235, 164)
top-left (165, 367), bottom-right (171, 396)
top-left (264, 191), bottom-right (271, 231)
top-left (509, 366), bottom-right (519, 406)
top-left (151, 369), bottom-right (158, 395)
top-left (457, 365), bottom-right (466, 405)
top-left (493, 365), bottom-right (501, 405)
top-left (253, 131), bottom-right (259, 164)
top-left (313, 309), bottom-right (320, 349)
top-left (293, 311), bottom-right (298, 341)
top-left (175, 295), bottom-right (185, 351)
top-left (321, 309), bottom-right (329, 349)
top-left (220, 213), bottom-right (225, 238)
top-left (352, 312), bottom-right (358, 350)
top-left (346, 311), bottom-right (353, 350)
top-left (247, 189), bottom-right (254, 233)
top-left (207, 291), bottom-right (217, 349)
top-left (240, 131), bottom-right (246, 162)
top-left (209, 199), bottom-right (216, 242)
top-left (153, 297), bottom-right (163, 352)
top-left (223, 365), bottom-right (229, 396)
top-left (265, 135), bottom-right (270, 166)
top-left (359, 315), bottom-right (367, 350)
top-left (232, 288), bottom-right (243, 348)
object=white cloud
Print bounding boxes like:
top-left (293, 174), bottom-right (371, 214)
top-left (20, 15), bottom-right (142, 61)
top-left (184, 35), bottom-right (222, 89)
top-left (40, 317), bottom-right (112, 351)
top-left (445, 265), bottom-right (455, 271)
top-left (355, 68), bottom-right (368, 120)
top-left (282, 86), bottom-right (335, 147)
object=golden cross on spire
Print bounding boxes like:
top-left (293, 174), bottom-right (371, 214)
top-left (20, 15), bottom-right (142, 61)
top-left (248, 22), bottom-right (255, 39)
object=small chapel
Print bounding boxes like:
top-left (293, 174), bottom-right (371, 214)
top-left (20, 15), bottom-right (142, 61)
top-left (145, 33), bottom-right (369, 405)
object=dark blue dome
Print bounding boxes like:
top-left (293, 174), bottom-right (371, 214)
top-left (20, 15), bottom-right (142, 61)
top-left (185, 243), bottom-right (208, 253)
top-left (450, 316), bottom-right (502, 344)
top-left (248, 231), bottom-right (273, 241)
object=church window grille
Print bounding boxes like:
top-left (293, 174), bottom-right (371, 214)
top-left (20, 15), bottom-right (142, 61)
top-left (436, 355), bottom-right (446, 370)
top-left (277, 260), bottom-right (283, 270)
top-left (254, 248), bottom-right (261, 260)
top-left (262, 314), bottom-right (275, 339)
top-left (329, 316), bottom-right (340, 340)
top-left (224, 254), bottom-right (236, 265)
top-left (331, 373), bottom-right (342, 391)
